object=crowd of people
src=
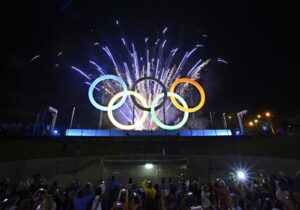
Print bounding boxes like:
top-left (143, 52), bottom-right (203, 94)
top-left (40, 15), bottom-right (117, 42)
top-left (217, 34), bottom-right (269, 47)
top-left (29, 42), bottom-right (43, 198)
top-left (1, 171), bottom-right (300, 210)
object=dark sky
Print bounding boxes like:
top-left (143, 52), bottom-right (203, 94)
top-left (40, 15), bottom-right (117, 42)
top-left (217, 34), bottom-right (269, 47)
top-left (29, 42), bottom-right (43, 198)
top-left (0, 0), bottom-right (299, 127)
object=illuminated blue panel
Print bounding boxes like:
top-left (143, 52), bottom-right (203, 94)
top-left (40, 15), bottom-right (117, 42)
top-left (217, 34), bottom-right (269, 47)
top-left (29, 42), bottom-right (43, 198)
top-left (126, 131), bottom-right (153, 136)
top-left (192, 130), bottom-right (204, 136)
top-left (66, 129), bottom-right (83, 136)
top-left (110, 130), bottom-right (125, 136)
top-left (216, 129), bottom-right (231, 136)
top-left (204, 130), bottom-right (217, 136)
top-left (96, 130), bottom-right (111, 136)
top-left (65, 129), bottom-right (233, 137)
top-left (153, 130), bottom-right (166, 136)
top-left (82, 129), bottom-right (97, 136)
top-left (165, 130), bottom-right (179, 136)
top-left (179, 130), bottom-right (192, 136)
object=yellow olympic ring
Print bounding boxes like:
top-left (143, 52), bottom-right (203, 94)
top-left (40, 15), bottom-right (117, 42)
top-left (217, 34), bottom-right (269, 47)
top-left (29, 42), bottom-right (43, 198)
top-left (169, 78), bottom-right (206, 113)
top-left (107, 91), bottom-right (148, 130)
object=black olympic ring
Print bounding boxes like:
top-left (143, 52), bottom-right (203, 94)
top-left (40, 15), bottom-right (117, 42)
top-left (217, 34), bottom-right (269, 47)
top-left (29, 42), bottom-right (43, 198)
top-left (131, 77), bottom-right (168, 112)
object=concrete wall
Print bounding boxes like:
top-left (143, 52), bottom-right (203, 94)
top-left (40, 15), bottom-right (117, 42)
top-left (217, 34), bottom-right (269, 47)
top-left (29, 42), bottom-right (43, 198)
top-left (1, 135), bottom-right (300, 162)
top-left (0, 155), bottom-right (299, 188)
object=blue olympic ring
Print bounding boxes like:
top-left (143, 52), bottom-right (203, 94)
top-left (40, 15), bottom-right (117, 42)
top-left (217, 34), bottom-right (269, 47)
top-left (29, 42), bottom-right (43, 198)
top-left (88, 75), bottom-right (128, 111)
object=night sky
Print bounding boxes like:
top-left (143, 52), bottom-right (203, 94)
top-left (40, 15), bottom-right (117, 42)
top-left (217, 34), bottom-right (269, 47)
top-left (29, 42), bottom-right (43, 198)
top-left (0, 0), bottom-right (299, 127)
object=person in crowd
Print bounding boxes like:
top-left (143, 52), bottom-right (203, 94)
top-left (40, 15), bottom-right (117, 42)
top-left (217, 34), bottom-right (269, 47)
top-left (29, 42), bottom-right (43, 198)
top-left (73, 182), bottom-right (95, 210)
top-left (91, 187), bottom-right (103, 210)
top-left (64, 179), bottom-right (79, 210)
top-left (32, 187), bottom-right (57, 210)
top-left (176, 182), bottom-right (187, 208)
top-left (160, 178), bottom-right (168, 192)
top-left (163, 188), bottom-right (177, 210)
top-left (201, 185), bottom-right (211, 210)
top-left (107, 176), bottom-right (120, 210)
top-left (214, 180), bottom-right (230, 210)
top-left (168, 178), bottom-right (177, 196)
top-left (126, 178), bottom-right (134, 195)
top-left (141, 180), bottom-right (156, 210)
top-left (276, 180), bottom-right (297, 210)
top-left (110, 188), bottom-right (128, 210)
top-left (229, 193), bottom-right (242, 210)
top-left (128, 190), bottom-right (142, 210)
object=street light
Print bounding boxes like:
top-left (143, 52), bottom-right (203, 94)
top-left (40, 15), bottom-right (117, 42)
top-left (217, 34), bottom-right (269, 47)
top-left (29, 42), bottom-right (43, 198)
top-left (237, 110), bottom-right (248, 134)
top-left (257, 114), bottom-right (261, 119)
top-left (228, 116), bottom-right (232, 120)
top-left (254, 119), bottom-right (258, 123)
top-left (249, 121), bottom-right (254, 126)
top-left (265, 112), bottom-right (275, 134)
top-left (223, 113), bottom-right (227, 129)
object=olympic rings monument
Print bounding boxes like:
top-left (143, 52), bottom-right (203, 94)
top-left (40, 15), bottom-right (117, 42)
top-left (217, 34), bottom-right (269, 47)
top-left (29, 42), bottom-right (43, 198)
top-left (66, 75), bottom-right (232, 137)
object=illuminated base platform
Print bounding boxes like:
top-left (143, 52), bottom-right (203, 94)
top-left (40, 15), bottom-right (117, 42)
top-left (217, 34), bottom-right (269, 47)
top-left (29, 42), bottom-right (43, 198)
top-left (65, 129), bottom-right (232, 137)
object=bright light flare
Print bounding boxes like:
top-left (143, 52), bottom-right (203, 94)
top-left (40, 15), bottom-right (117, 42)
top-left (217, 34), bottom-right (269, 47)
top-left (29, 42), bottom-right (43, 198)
top-left (144, 163), bottom-right (154, 169)
top-left (237, 170), bottom-right (247, 180)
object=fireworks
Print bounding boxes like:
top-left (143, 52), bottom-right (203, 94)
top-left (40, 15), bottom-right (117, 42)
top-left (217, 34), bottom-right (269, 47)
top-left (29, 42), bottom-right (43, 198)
top-left (30, 54), bottom-right (40, 62)
top-left (72, 22), bottom-right (212, 130)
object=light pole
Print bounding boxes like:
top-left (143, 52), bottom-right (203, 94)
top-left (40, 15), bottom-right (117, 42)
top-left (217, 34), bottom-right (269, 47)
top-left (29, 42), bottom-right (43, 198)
top-left (48, 106), bottom-right (58, 134)
top-left (69, 106), bottom-right (76, 129)
top-left (265, 112), bottom-right (275, 134)
top-left (209, 112), bottom-right (214, 128)
top-left (98, 93), bottom-right (105, 129)
top-left (222, 113), bottom-right (227, 129)
top-left (33, 112), bottom-right (40, 134)
top-left (237, 110), bottom-right (248, 135)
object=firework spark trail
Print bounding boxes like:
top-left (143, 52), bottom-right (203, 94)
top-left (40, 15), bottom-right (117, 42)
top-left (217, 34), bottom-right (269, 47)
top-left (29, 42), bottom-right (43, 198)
top-left (187, 59), bottom-right (202, 76)
top-left (162, 27), bottom-right (168, 34)
top-left (217, 57), bottom-right (228, 64)
top-left (123, 63), bottom-right (133, 88)
top-left (89, 60), bottom-right (105, 75)
top-left (71, 66), bottom-right (91, 80)
top-left (102, 47), bottom-right (122, 77)
top-left (71, 22), bottom-right (215, 129)
top-left (119, 110), bottom-right (132, 123)
top-left (30, 54), bottom-right (40, 62)
top-left (85, 81), bottom-right (100, 91)
top-left (131, 43), bottom-right (140, 80)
